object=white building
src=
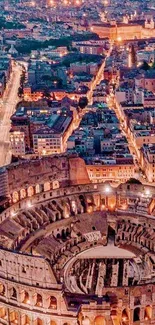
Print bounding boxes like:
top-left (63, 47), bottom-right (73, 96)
top-left (10, 131), bottom-right (26, 156)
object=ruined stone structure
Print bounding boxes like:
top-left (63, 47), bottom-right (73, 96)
top-left (0, 155), bottom-right (155, 324)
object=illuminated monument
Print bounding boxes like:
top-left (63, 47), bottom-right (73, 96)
top-left (0, 155), bottom-right (154, 324)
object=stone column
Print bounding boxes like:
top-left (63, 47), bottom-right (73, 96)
top-left (140, 307), bottom-right (144, 322)
top-left (130, 309), bottom-right (134, 325)
top-left (111, 259), bottom-right (119, 286)
top-left (123, 260), bottom-right (129, 286)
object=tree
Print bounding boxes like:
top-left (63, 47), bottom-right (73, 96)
top-left (140, 61), bottom-right (150, 71)
top-left (78, 96), bottom-right (88, 109)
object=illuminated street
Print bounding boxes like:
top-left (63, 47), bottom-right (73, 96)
top-left (0, 64), bottom-right (22, 167)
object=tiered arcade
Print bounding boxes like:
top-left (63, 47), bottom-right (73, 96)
top-left (0, 156), bottom-right (155, 324)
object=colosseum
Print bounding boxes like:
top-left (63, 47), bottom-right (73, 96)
top-left (0, 155), bottom-right (155, 325)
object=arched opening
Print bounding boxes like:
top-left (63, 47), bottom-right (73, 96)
top-left (35, 293), bottom-right (43, 307)
top-left (9, 310), bottom-right (18, 324)
top-left (133, 307), bottom-right (140, 322)
top-left (23, 291), bottom-right (30, 304)
top-left (0, 306), bottom-right (6, 319)
top-left (71, 200), bottom-right (77, 214)
top-left (82, 317), bottom-right (91, 325)
top-left (20, 188), bottom-right (26, 199)
top-left (52, 180), bottom-right (59, 189)
top-left (94, 316), bottom-right (106, 325)
top-left (22, 314), bottom-right (31, 325)
top-left (56, 233), bottom-right (60, 239)
top-left (122, 308), bottom-right (129, 324)
top-left (78, 312), bottom-right (84, 325)
top-left (66, 227), bottom-right (70, 237)
top-left (0, 283), bottom-right (5, 296)
top-left (134, 296), bottom-right (141, 306)
top-left (144, 305), bottom-right (152, 320)
top-left (27, 186), bottom-right (34, 197)
top-left (49, 296), bottom-right (57, 309)
top-left (50, 321), bottom-right (57, 325)
top-left (79, 195), bottom-right (86, 213)
top-left (63, 203), bottom-right (70, 218)
top-left (11, 287), bottom-right (17, 300)
top-left (62, 229), bottom-right (66, 240)
top-left (12, 191), bottom-right (19, 203)
top-left (34, 318), bottom-right (43, 325)
top-left (44, 182), bottom-right (50, 192)
top-left (63, 323), bottom-right (70, 325)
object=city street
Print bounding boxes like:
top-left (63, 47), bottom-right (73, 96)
top-left (87, 47), bottom-right (112, 105)
top-left (108, 94), bottom-right (150, 184)
top-left (64, 48), bottom-right (113, 149)
top-left (0, 64), bottom-right (22, 167)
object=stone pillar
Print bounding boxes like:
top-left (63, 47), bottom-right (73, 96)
top-left (111, 259), bottom-right (119, 286)
top-left (43, 293), bottom-right (50, 309)
top-left (123, 260), bottom-right (129, 286)
top-left (141, 294), bottom-right (145, 305)
top-left (151, 304), bottom-right (155, 324)
top-left (95, 261), bottom-right (105, 296)
top-left (140, 307), bottom-right (144, 322)
top-left (18, 311), bottom-right (21, 325)
top-left (130, 309), bottom-right (134, 325)
top-left (152, 292), bottom-right (155, 303)
top-left (44, 316), bottom-right (52, 325)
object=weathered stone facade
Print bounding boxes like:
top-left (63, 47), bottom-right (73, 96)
top-left (0, 157), bottom-right (155, 324)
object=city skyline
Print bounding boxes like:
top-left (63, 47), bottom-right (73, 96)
top-left (0, 1), bottom-right (155, 324)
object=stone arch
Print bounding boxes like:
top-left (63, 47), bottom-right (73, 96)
top-left (50, 321), bottom-right (57, 325)
top-left (10, 287), bottom-right (17, 300)
top-left (44, 181), bottom-right (50, 192)
top-left (78, 312), bottom-right (84, 325)
top-left (49, 296), bottom-right (57, 309)
top-left (22, 291), bottom-right (30, 304)
top-left (0, 282), bottom-right (5, 296)
top-left (134, 295), bottom-right (141, 306)
top-left (12, 191), bottom-right (19, 203)
top-left (34, 319), bottom-right (43, 325)
top-left (27, 186), bottom-right (34, 197)
top-left (94, 316), bottom-right (106, 325)
top-left (53, 180), bottom-right (59, 189)
top-left (108, 225), bottom-right (115, 242)
top-left (122, 308), bottom-right (129, 324)
top-left (82, 317), bottom-right (91, 325)
top-left (62, 228), bottom-right (67, 239)
top-left (62, 201), bottom-right (70, 218)
top-left (0, 306), bottom-right (6, 319)
top-left (144, 305), bottom-right (152, 320)
top-left (20, 188), bottom-right (26, 199)
top-left (133, 307), bottom-right (140, 322)
top-left (21, 314), bottom-right (31, 325)
top-left (66, 227), bottom-right (70, 236)
top-left (71, 200), bottom-right (77, 214)
top-left (9, 310), bottom-right (18, 323)
top-left (79, 195), bottom-right (86, 212)
top-left (35, 293), bottom-right (43, 307)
